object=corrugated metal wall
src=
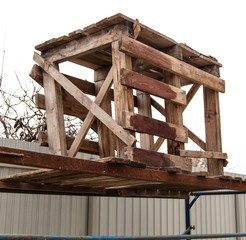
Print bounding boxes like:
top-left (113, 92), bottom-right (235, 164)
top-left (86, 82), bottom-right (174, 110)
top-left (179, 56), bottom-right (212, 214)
top-left (0, 138), bottom-right (92, 235)
top-left (1, 138), bottom-right (246, 238)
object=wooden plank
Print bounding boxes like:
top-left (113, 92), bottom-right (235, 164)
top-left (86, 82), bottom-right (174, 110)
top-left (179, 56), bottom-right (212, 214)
top-left (178, 150), bottom-right (227, 159)
top-left (67, 67), bottom-right (114, 157)
top-left (1, 146), bottom-right (246, 192)
top-left (42, 24), bottom-right (126, 63)
top-left (42, 65), bottom-right (67, 155)
top-left (120, 36), bottom-right (225, 93)
top-left (38, 131), bottom-right (99, 155)
top-left (112, 41), bottom-right (135, 157)
top-left (187, 128), bottom-right (206, 150)
top-left (137, 91), bottom-right (154, 150)
top-left (203, 65), bottom-right (224, 176)
top-left (94, 68), bottom-right (115, 157)
top-left (125, 147), bottom-right (192, 172)
top-left (164, 45), bottom-right (185, 155)
top-left (123, 111), bottom-right (188, 143)
top-left (121, 69), bottom-right (186, 105)
top-left (33, 53), bottom-right (136, 149)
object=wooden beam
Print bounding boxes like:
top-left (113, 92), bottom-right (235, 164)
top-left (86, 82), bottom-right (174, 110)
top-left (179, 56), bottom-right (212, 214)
top-left (1, 146), bottom-right (246, 192)
top-left (182, 83), bottom-right (201, 112)
top-left (42, 24), bottom-right (125, 63)
top-left (151, 97), bottom-right (166, 116)
top-left (178, 149), bottom-right (227, 159)
top-left (203, 65), bottom-right (224, 176)
top-left (42, 65), bottom-right (67, 155)
top-left (120, 36), bottom-right (225, 93)
top-left (121, 69), bottom-right (186, 105)
top-left (187, 128), bottom-right (206, 150)
top-left (112, 41), bottom-right (135, 157)
top-left (34, 52), bottom-right (136, 149)
top-left (35, 94), bottom-right (98, 133)
top-left (38, 131), bottom-right (99, 155)
top-left (125, 147), bottom-right (191, 172)
top-left (123, 111), bottom-right (188, 143)
top-left (94, 67), bottom-right (115, 157)
top-left (150, 137), bottom-right (165, 152)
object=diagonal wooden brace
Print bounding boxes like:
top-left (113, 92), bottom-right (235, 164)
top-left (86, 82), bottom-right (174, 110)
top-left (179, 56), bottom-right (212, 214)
top-left (33, 52), bottom-right (136, 152)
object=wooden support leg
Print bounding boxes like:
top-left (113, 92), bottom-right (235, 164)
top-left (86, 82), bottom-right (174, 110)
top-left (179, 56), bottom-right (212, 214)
top-left (43, 70), bottom-right (67, 155)
top-left (137, 92), bottom-right (154, 150)
top-left (203, 65), bottom-right (223, 176)
top-left (112, 41), bottom-right (135, 157)
top-left (163, 45), bottom-right (184, 155)
top-left (94, 67), bottom-right (115, 157)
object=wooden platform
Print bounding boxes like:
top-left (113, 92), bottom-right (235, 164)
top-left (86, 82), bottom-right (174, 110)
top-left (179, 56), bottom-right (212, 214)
top-left (0, 146), bottom-right (244, 199)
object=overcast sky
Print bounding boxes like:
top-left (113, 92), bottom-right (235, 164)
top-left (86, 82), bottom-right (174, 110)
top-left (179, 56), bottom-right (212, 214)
top-left (1, 0), bottom-right (246, 173)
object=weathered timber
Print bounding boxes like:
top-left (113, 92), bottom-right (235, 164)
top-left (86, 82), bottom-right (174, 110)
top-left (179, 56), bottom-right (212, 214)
top-left (124, 147), bottom-right (192, 172)
top-left (67, 67), bottom-right (114, 157)
top-left (137, 91), bottom-right (154, 150)
top-left (42, 66), bottom-right (67, 156)
top-left (123, 111), bottom-right (188, 143)
top-left (164, 45), bottom-right (185, 155)
top-left (182, 83), bottom-right (201, 112)
top-left (112, 41), bottom-right (135, 157)
top-left (42, 24), bottom-right (127, 63)
top-left (121, 68), bottom-right (186, 105)
top-left (187, 128), bottom-right (206, 150)
top-left (203, 65), bottom-right (224, 176)
top-left (38, 131), bottom-right (99, 155)
top-left (178, 150), bottom-right (227, 159)
top-left (120, 36), bottom-right (225, 92)
top-left (33, 52), bottom-right (136, 148)
top-left (150, 138), bottom-right (165, 152)
top-left (94, 67), bottom-right (115, 157)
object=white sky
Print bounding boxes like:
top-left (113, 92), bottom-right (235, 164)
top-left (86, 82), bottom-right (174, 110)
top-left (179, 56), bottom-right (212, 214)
top-left (0, 0), bottom-right (246, 173)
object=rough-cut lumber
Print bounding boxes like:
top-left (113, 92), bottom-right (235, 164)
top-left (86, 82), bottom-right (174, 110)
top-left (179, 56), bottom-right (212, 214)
top-left (178, 150), bottom-right (227, 159)
top-left (42, 24), bottom-right (126, 63)
top-left (121, 69), bottom-right (186, 105)
top-left (33, 52), bottom-right (136, 148)
top-left (124, 147), bottom-right (191, 172)
top-left (94, 67), bottom-right (115, 157)
top-left (123, 111), bottom-right (188, 143)
top-left (164, 45), bottom-right (185, 155)
top-left (38, 131), bottom-right (99, 155)
top-left (137, 91), bottom-right (154, 150)
top-left (112, 41), bottom-right (135, 157)
top-left (42, 65), bottom-right (67, 156)
top-left (150, 138), bottom-right (165, 152)
top-left (182, 83), bottom-right (201, 112)
top-left (67, 67), bottom-right (114, 157)
top-left (187, 128), bottom-right (206, 150)
top-left (120, 36), bottom-right (225, 93)
top-left (203, 65), bottom-right (223, 176)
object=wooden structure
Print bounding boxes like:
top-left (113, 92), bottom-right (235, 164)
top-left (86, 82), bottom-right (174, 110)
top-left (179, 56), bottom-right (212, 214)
top-left (0, 13), bottom-right (242, 199)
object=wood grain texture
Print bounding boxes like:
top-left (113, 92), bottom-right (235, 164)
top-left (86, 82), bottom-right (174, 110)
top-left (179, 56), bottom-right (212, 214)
top-left (120, 36), bottom-right (225, 93)
top-left (121, 69), bottom-right (186, 105)
top-left (123, 112), bottom-right (188, 143)
top-left (178, 149), bottom-right (227, 159)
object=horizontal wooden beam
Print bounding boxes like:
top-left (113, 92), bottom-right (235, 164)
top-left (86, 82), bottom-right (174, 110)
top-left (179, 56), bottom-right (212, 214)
top-left (123, 111), bottom-right (188, 143)
top-left (33, 52), bottom-right (136, 147)
top-left (38, 131), bottom-right (99, 155)
top-left (125, 147), bottom-right (192, 172)
top-left (0, 146), bottom-right (246, 192)
top-left (42, 24), bottom-right (124, 63)
top-left (178, 149), bottom-right (227, 159)
top-left (121, 69), bottom-right (186, 105)
top-left (120, 36), bottom-right (225, 93)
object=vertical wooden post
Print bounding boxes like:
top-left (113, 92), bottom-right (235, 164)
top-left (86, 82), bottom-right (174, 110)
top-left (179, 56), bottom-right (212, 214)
top-left (137, 91), bottom-right (154, 150)
top-left (164, 45), bottom-right (184, 155)
top-left (203, 65), bottom-right (223, 176)
top-left (94, 67), bottom-right (115, 157)
top-left (43, 68), bottom-right (67, 155)
top-left (112, 41), bottom-right (135, 157)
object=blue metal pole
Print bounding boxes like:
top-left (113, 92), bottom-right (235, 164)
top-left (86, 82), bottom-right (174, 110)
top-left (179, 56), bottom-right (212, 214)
top-left (191, 190), bottom-right (246, 196)
top-left (185, 198), bottom-right (191, 235)
top-left (1, 233), bottom-right (246, 239)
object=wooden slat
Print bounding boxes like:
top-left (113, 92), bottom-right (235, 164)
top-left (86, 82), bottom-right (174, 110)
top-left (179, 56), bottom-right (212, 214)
top-left (121, 69), bottom-right (186, 105)
top-left (38, 131), bottom-right (99, 155)
top-left (178, 150), bottom-right (227, 159)
top-left (125, 147), bottom-right (191, 172)
top-left (120, 36), bottom-right (225, 93)
top-left (123, 111), bottom-right (188, 143)
top-left (33, 53), bottom-right (136, 148)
